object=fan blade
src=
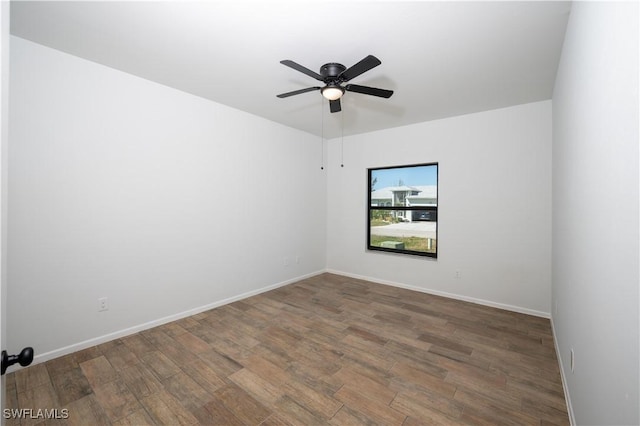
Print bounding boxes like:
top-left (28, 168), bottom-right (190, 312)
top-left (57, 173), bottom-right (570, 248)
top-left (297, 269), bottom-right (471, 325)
top-left (345, 84), bottom-right (393, 98)
top-left (339, 55), bottom-right (382, 82)
top-left (280, 60), bottom-right (324, 81)
top-left (329, 99), bottom-right (341, 113)
top-left (277, 87), bottom-right (321, 98)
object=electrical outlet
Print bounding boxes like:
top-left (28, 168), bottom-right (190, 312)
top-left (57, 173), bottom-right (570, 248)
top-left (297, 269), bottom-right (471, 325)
top-left (98, 297), bottom-right (108, 312)
top-left (283, 257), bottom-right (289, 267)
top-left (295, 256), bottom-right (300, 264)
top-left (455, 271), bottom-right (461, 279)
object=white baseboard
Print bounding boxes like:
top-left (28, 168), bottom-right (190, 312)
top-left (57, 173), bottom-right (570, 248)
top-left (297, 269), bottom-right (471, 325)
top-left (550, 316), bottom-right (576, 425)
top-left (25, 270), bottom-right (325, 369)
top-left (325, 268), bottom-right (550, 318)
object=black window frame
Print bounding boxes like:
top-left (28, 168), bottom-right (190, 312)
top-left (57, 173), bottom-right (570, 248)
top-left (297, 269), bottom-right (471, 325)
top-left (367, 162), bottom-right (438, 258)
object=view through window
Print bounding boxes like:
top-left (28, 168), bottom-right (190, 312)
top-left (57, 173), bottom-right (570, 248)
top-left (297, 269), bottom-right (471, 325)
top-left (368, 163), bottom-right (438, 258)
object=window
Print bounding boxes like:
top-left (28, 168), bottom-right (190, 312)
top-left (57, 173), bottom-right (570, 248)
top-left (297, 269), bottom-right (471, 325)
top-left (368, 163), bottom-right (438, 258)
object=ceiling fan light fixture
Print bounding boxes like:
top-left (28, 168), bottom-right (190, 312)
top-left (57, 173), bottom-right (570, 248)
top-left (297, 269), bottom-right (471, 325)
top-left (321, 84), bottom-right (344, 101)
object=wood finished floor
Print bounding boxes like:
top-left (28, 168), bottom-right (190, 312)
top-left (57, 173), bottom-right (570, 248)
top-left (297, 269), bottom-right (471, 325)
top-left (5, 273), bottom-right (569, 425)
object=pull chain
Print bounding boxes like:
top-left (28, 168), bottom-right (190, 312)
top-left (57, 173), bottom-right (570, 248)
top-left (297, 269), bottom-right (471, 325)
top-left (320, 97), bottom-right (325, 170)
top-left (341, 104), bottom-right (344, 168)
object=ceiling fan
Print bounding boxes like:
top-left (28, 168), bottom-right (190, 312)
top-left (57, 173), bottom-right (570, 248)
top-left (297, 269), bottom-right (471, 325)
top-left (276, 55), bottom-right (393, 113)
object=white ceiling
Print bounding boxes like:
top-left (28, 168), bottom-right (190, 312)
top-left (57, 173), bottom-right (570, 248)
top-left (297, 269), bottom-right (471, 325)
top-left (10, 1), bottom-right (571, 139)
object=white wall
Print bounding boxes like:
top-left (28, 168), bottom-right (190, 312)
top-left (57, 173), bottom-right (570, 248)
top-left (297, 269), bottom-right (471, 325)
top-left (7, 36), bottom-right (327, 363)
top-left (326, 100), bottom-right (552, 316)
top-left (1, 0), bottom-right (10, 410)
top-left (552, 2), bottom-right (639, 425)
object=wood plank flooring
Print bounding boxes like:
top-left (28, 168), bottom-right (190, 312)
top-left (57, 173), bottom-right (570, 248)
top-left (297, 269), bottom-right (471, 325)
top-left (5, 273), bottom-right (569, 425)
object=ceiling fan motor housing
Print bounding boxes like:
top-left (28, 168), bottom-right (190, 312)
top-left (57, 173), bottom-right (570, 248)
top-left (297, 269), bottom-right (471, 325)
top-left (320, 63), bottom-right (347, 82)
